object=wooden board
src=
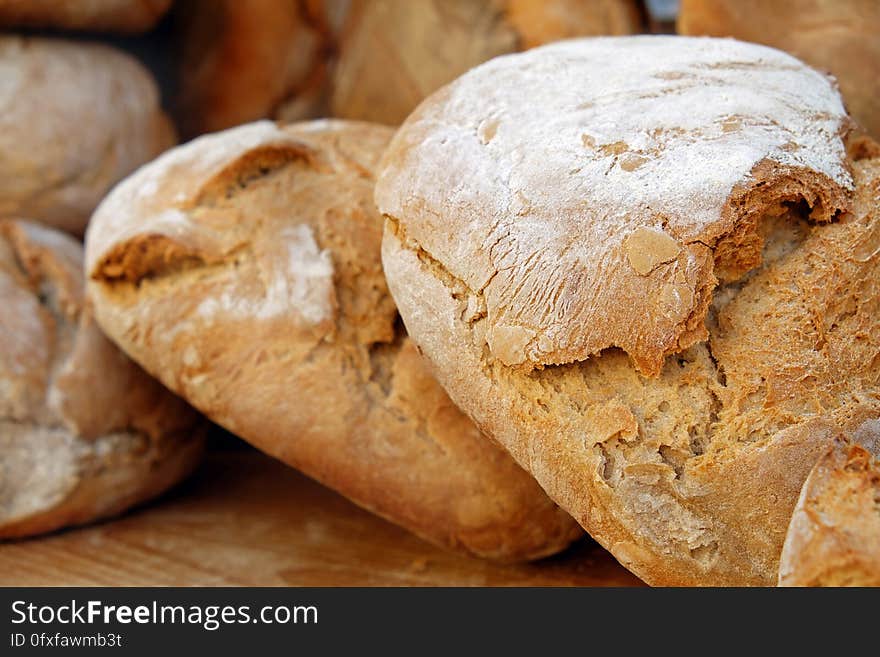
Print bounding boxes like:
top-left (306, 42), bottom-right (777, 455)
top-left (0, 450), bottom-right (643, 586)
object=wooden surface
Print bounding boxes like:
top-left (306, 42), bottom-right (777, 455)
top-left (0, 450), bottom-right (643, 586)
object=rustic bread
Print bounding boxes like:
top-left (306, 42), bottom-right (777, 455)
top-left (0, 219), bottom-right (203, 540)
top-left (377, 36), bottom-right (880, 584)
top-left (328, 0), bottom-right (642, 126)
top-left (0, 0), bottom-right (172, 32)
top-left (176, 0), bottom-right (346, 137)
top-left (84, 119), bottom-right (582, 561)
top-left (678, 0), bottom-right (880, 140)
top-left (0, 37), bottom-right (175, 235)
top-left (778, 427), bottom-right (880, 587)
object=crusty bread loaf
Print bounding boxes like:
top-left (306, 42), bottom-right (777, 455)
top-left (84, 119), bottom-right (582, 561)
top-left (0, 0), bottom-right (172, 33)
top-left (0, 37), bottom-right (175, 235)
top-left (0, 219), bottom-right (203, 540)
top-left (678, 0), bottom-right (880, 140)
top-left (377, 36), bottom-right (880, 585)
top-left (328, 0), bottom-right (642, 125)
top-left (778, 429), bottom-right (880, 586)
top-left (176, 0), bottom-right (346, 137)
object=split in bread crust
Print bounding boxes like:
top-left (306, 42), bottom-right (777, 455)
top-left (377, 36), bottom-right (880, 585)
top-left (0, 220), bottom-right (203, 540)
top-left (85, 119), bottom-right (582, 561)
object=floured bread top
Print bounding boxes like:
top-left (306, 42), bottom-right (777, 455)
top-left (375, 35), bottom-right (854, 376)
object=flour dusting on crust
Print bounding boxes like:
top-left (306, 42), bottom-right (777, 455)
top-left (376, 35), bottom-right (854, 375)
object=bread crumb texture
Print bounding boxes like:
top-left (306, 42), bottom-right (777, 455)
top-left (378, 37), bottom-right (880, 585)
top-left (0, 220), bottom-right (202, 539)
top-left (85, 120), bottom-right (582, 561)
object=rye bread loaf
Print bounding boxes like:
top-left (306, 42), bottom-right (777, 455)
top-left (678, 0), bottom-right (880, 140)
top-left (778, 425), bottom-right (880, 587)
top-left (0, 37), bottom-right (175, 235)
top-left (0, 219), bottom-right (203, 539)
top-left (0, 0), bottom-right (172, 33)
top-left (84, 119), bottom-right (582, 561)
top-left (328, 0), bottom-right (642, 125)
top-left (377, 36), bottom-right (880, 584)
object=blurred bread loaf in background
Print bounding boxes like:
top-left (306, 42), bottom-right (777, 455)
top-left (176, 0), bottom-right (347, 138)
top-left (779, 429), bottom-right (880, 586)
top-left (678, 0), bottom-right (880, 139)
top-left (0, 0), bottom-right (173, 33)
top-left (0, 36), bottom-right (175, 235)
top-left (0, 219), bottom-right (203, 539)
top-left (176, 0), bottom-right (642, 135)
top-left (329, 0), bottom-right (643, 125)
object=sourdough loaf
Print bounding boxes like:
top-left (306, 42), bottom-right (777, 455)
top-left (0, 37), bottom-right (174, 235)
top-left (377, 36), bottom-right (880, 584)
top-left (84, 119), bottom-right (582, 560)
top-left (0, 219), bottom-right (203, 539)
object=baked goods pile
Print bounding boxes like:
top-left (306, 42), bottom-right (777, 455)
top-left (1, 0), bottom-right (877, 587)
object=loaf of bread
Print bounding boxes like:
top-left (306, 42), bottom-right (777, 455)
top-left (176, 0), bottom-right (346, 137)
top-left (0, 0), bottom-right (172, 33)
top-left (377, 36), bottom-right (880, 585)
top-left (84, 119), bottom-right (582, 560)
top-left (0, 37), bottom-right (175, 235)
top-left (329, 0), bottom-right (643, 125)
top-left (678, 0), bottom-right (880, 140)
top-left (778, 428), bottom-right (880, 586)
top-left (0, 219), bottom-right (203, 539)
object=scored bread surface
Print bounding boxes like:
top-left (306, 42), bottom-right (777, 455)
top-left (377, 36), bottom-right (880, 585)
top-left (0, 220), bottom-right (203, 539)
top-left (85, 119), bottom-right (582, 561)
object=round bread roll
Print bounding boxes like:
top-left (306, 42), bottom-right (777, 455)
top-left (0, 37), bottom-right (175, 235)
top-left (0, 0), bottom-right (172, 33)
top-left (0, 219), bottom-right (203, 540)
top-left (328, 0), bottom-right (643, 125)
top-left (677, 0), bottom-right (880, 140)
top-left (176, 0), bottom-right (347, 138)
top-left (377, 36), bottom-right (880, 585)
top-left (778, 427), bottom-right (880, 587)
top-left (84, 119), bottom-right (582, 561)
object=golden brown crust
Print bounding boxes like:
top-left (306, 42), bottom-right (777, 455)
top-left (377, 35), bottom-right (880, 583)
top-left (85, 119), bottom-right (582, 561)
top-left (678, 0), bottom-right (880, 140)
top-left (329, 0), bottom-right (642, 126)
top-left (778, 430), bottom-right (880, 587)
top-left (0, 0), bottom-right (172, 33)
top-left (176, 0), bottom-right (344, 138)
top-left (0, 220), bottom-right (203, 540)
top-left (0, 37), bottom-right (175, 235)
